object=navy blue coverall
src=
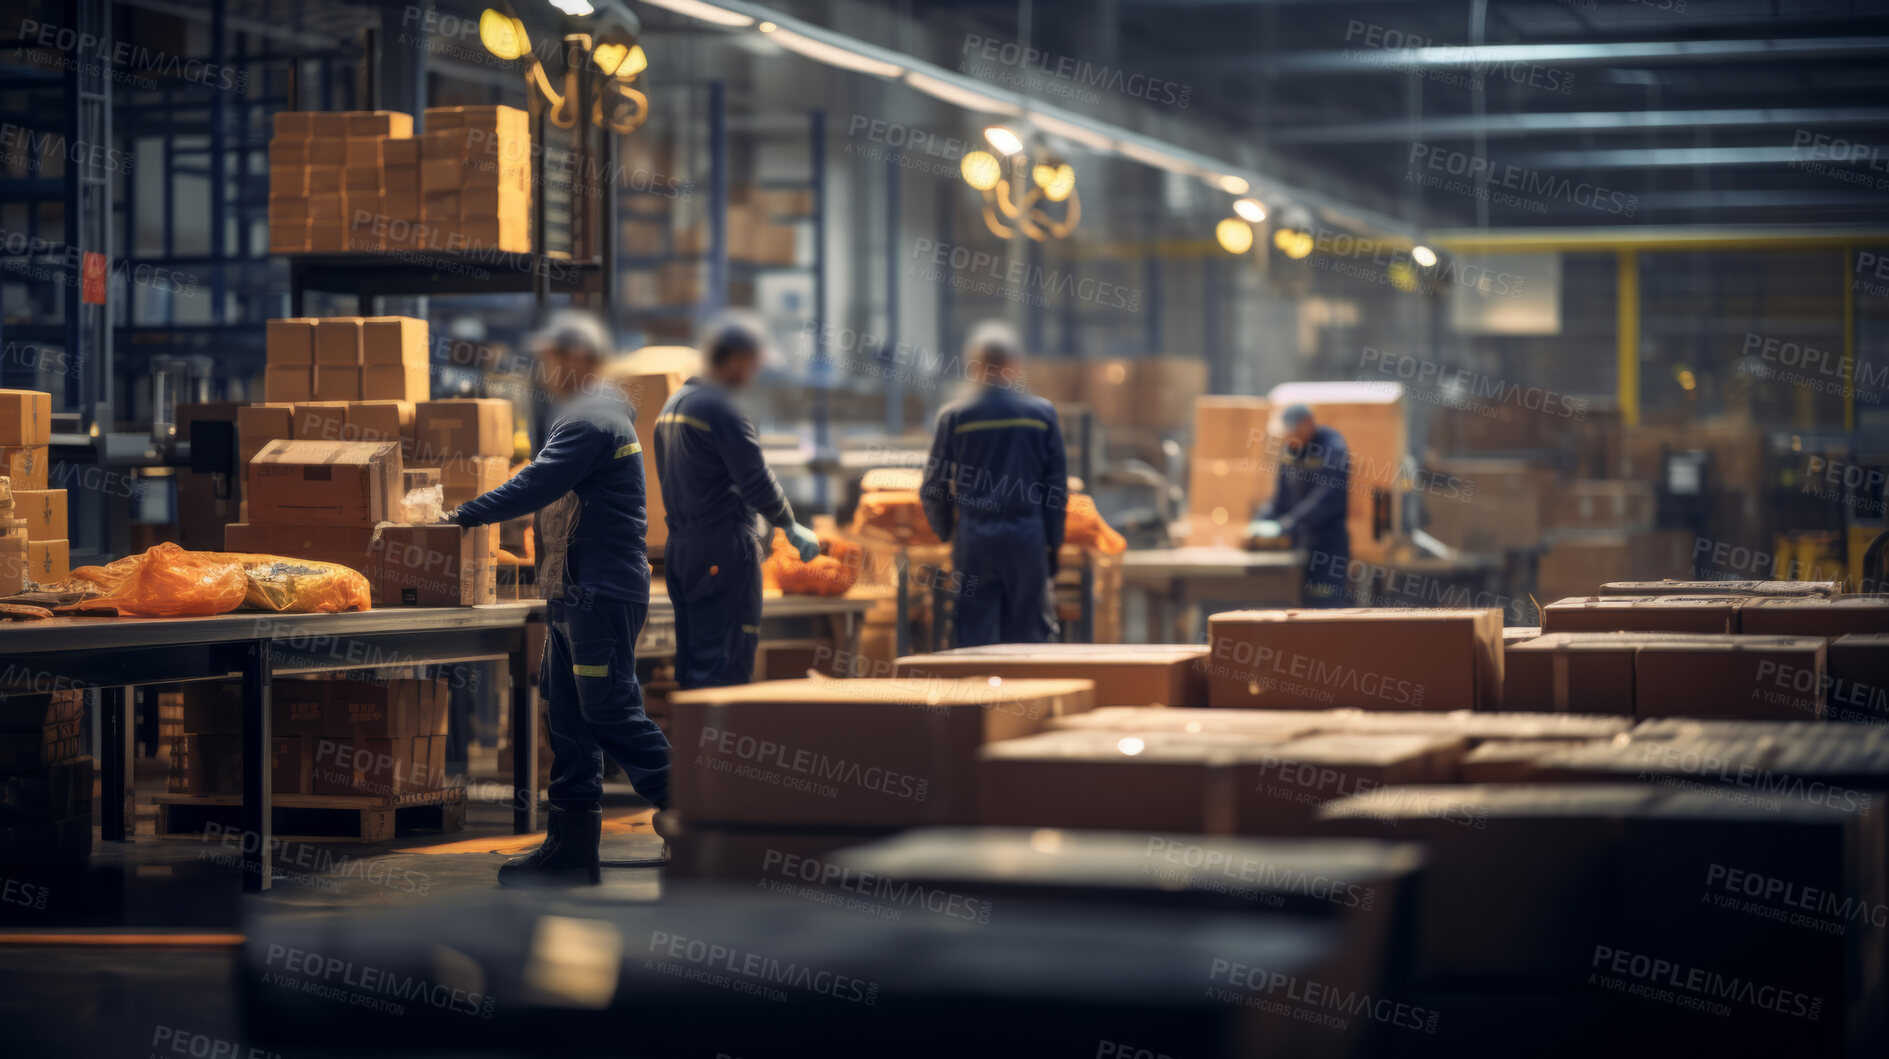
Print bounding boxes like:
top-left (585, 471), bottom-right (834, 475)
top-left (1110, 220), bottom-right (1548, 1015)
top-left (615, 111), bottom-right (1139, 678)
top-left (651, 377), bottom-right (797, 688)
top-left (1259, 424), bottom-right (1353, 607)
top-left (920, 385), bottom-right (1069, 647)
top-left (452, 389), bottom-right (670, 811)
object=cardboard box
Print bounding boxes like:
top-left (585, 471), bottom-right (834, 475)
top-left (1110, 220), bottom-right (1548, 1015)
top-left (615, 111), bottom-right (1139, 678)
top-left (608, 371), bottom-right (682, 550)
top-left (180, 680), bottom-right (245, 734)
top-left (272, 111), bottom-right (314, 139)
top-left (182, 734), bottom-right (242, 795)
top-left (1503, 633), bottom-right (1640, 714)
top-left (1422, 458), bottom-right (1549, 553)
top-left (246, 439), bottom-right (401, 527)
top-left (1456, 739), bottom-right (1600, 782)
top-left (271, 681), bottom-right (326, 736)
top-left (0, 390), bottom-right (51, 446)
top-left (237, 404), bottom-right (297, 466)
top-left (25, 539), bottom-right (68, 583)
top-left (347, 110), bottom-right (413, 137)
top-left (361, 317), bottom-right (428, 366)
top-left (347, 400), bottom-right (415, 458)
top-left (1544, 480), bottom-right (1654, 531)
top-left (13, 489), bottom-right (65, 541)
top-left (361, 363), bottom-right (429, 402)
top-left (894, 644), bottom-right (1209, 707)
top-left (413, 398), bottom-right (512, 463)
top-left (1599, 579), bottom-right (1841, 598)
top-left (1227, 733), bottom-right (1465, 835)
top-left (314, 365), bottom-right (362, 402)
top-left (383, 138), bottom-right (420, 167)
top-left (1205, 608), bottom-right (1505, 711)
top-left (311, 735), bottom-right (419, 797)
top-left (667, 678), bottom-right (1094, 827)
top-left (314, 318), bottom-right (363, 365)
top-left (1540, 596), bottom-right (1741, 634)
top-left (291, 401), bottom-right (350, 443)
top-left (222, 522), bottom-right (376, 575)
top-left (1738, 597), bottom-right (1889, 637)
top-left (1536, 530), bottom-right (1695, 604)
top-left (1827, 634), bottom-right (1889, 725)
top-left (372, 523), bottom-right (494, 606)
top-left (1634, 636), bottom-right (1827, 719)
top-left (0, 445), bottom-right (48, 489)
top-left (271, 735), bottom-right (313, 794)
top-left (404, 468), bottom-right (441, 491)
top-left (438, 455), bottom-right (510, 508)
top-left (264, 365), bottom-right (312, 403)
top-left (323, 678), bottom-right (421, 738)
top-left (976, 730), bottom-right (1240, 833)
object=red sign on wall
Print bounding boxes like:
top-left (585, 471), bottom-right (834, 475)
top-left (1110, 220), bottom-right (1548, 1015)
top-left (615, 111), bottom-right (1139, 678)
top-left (81, 252), bottom-right (106, 305)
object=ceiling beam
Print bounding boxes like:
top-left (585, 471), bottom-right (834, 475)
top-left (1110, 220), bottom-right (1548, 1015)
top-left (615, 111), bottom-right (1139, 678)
top-left (1269, 37), bottom-right (1889, 74)
top-left (1274, 106), bottom-right (1889, 143)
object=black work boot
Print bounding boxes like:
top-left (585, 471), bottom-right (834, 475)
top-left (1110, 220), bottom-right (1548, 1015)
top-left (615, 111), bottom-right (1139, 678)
top-left (497, 806), bottom-right (602, 887)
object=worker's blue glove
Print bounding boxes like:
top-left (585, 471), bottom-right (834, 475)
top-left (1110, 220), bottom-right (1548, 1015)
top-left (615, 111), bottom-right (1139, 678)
top-left (784, 522), bottom-right (822, 562)
top-left (1246, 518), bottom-right (1284, 540)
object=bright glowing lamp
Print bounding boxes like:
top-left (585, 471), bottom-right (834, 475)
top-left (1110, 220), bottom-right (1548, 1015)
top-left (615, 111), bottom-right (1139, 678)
top-left (984, 125), bottom-right (1024, 156)
top-left (1233, 197), bottom-right (1266, 223)
top-left (479, 9), bottom-right (530, 61)
top-left (1216, 218), bottom-right (1254, 254)
top-left (961, 150), bottom-right (1002, 191)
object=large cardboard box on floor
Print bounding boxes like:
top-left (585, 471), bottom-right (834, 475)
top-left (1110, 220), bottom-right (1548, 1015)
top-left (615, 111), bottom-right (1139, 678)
top-left (246, 440), bottom-right (401, 526)
top-left (1502, 633), bottom-right (1640, 714)
top-left (894, 644), bottom-right (1210, 707)
top-left (1226, 733), bottom-right (1465, 834)
top-left (1633, 636), bottom-right (1826, 719)
top-left (667, 677), bottom-right (1095, 827)
top-left (413, 398), bottom-right (512, 465)
top-left (371, 522), bottom-right (496, 606)
top-left (1205, 608), bottom-right (1504, 711)
top-left (976, 729), bottom-right (1244, 833)
top-left (1599, 579), bottom-right (1841, 598)
top-left (1540, 596), bottom-right (1741, 634)
top-left (1737, 596), bottom-right (1889, 637)
top-left (1827, 634), bottom-right (1889, 725)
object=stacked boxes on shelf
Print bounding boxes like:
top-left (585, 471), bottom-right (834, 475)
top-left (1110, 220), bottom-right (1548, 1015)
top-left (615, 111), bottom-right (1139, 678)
top-left (265, 315), bottom-right (430, 403)
top-left (170, 677), bottom-right (450, 797)
top-left (0, 389), bottom-right (62, 589)
top-left (420, 105), bottom-right (531, 253)
top-left (228, 436), bottom-right (402, 591)
top-left (269, 110), bottom-right (414, 254)
top-left (0, 690), bottom-right (92, 862)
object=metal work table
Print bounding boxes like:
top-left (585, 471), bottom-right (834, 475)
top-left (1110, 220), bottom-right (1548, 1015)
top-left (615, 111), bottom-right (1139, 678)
top-left (1120, 547), bottom-right (1308, 642)
top-left (0, 594), bottom-right (873, 892)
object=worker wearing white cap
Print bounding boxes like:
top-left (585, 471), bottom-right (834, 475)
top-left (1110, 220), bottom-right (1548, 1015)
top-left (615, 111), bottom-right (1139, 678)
top-left (1248, 403), bottom-right (1352, 606)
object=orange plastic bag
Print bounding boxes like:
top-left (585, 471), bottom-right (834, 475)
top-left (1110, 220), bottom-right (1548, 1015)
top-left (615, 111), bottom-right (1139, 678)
top-left (69, 542), bottom-right (249, 617)
top-left (222, 553), bottom-right (373, 613)
top-left (762, 529), bottom-right (861, 596)
top-left (1065, 494), bottom-right (1127, 556)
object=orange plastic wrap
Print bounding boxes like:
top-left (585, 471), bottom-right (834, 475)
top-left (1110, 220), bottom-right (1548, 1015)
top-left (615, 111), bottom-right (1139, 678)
top-left (65, 542), bottom-right (371, 616)
top-left (1065, 494), bottom-right (1127, 556)
top-left (222, 553), bottom-right (373, 613)
top-left (69, 543), bottom-right (249, 617)
top-left (850, 490), bottom-right (941, 546)
top-left (762, 529), bottom-right (862, 596)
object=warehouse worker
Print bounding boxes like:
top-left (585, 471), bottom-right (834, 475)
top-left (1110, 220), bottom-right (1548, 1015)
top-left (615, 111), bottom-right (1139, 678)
top-left (1248, 403), bottom-right (1352, 607)
top-left (445, 310), bottom-right (669, 887)
top-left (920, 322), bottom-right (1069, 646)
top-left (652, 314), bottom-right (821, 688)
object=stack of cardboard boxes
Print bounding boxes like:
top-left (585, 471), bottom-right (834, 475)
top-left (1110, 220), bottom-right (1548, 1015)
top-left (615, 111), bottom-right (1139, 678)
top-left (227, 437), bottom-right (402, 582)
top-left (170, 677), bottom-right (450, 798)
top-left (263, 316), bottom-right (430, 404)
top-left (420, 105), bottom-right (531, 254)
top-left (0, 389), bottom-right (65, 589)
top-left (372, 397), bottom-right (514, 606)
top-left (0, 690), bottom-right (91, 862)
top-left (1185, 396), bottom-right (1272, 547)
top-left (269, 105), bottom-right (529, 255)
top-left (269, 110), bottom-right (414, 254)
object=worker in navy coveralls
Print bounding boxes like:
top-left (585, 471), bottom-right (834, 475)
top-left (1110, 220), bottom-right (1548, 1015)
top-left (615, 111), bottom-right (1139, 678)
top-left (448, 311), bottom-right (668, 886)
top-left (651, 315), bottom-right (822, 688)
top-left (920, 323), bottom-right (1070, 646)
top-left (1249, 403), bottom-right (1353, 607)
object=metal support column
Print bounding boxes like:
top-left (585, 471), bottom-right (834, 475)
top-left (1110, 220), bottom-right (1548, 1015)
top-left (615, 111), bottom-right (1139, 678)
top-left (1616, 250), bottom-right (1640, 428)
top-left (884, 149), bottom-right (902, 434)
top-left (707, 81), bottom-right (728, 315)
top-left (240, 641), bottom-right (273, 891)
top-left (810, 109), bottom-right (829, 509)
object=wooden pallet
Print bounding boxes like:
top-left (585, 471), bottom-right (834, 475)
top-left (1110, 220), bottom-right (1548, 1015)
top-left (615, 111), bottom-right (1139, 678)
top-left (151, 787), bottom-right (466, 843)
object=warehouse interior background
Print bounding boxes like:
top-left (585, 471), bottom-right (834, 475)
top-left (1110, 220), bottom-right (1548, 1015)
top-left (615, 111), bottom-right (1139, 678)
top-left (4, 0), bottom-right (1889, 1055)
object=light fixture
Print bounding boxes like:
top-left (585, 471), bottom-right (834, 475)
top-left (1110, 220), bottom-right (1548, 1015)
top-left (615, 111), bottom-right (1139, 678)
top-left (1233, 197), bottom-right (1266, 223)
top-left (1215, 218), bottom-right (1254, 254)
top-left (1117, 737), bottom-right (1146, 756)
top-left (984, 125), bottom-right (1024, 156)
top-left (478, 8), bottom-right (530, 60)
top-left (1273, 227), bottom-right (1314, 259)
top-left (480, 4), bottom-right (651, 133)
top-left (1411, 244), bottom-right (1438, 268)
top-left (961, 150), bottom-right (1002, 191)
top-left (639, 0), bottom-right (753, 27)
top-left (1217, 174), bottom-right (1249, 195)
top-left (904, 71), bottom-right (1020, 115)
top-left (1032, 162), bottom-right (1075, 202)
top-left (758, 21), bottom-right (777, 32)
top-left (765, 26), bottom-right (904, 78)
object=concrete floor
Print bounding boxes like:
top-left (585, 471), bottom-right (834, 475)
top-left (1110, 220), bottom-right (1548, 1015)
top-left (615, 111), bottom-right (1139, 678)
top-left (0, 750), bottom-right (665, 1056)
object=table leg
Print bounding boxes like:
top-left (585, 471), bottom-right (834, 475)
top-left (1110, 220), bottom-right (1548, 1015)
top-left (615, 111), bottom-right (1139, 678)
top-left (511, 627), bottom-right (537, 834)
top-left (241, 641), bottom-right (273, 892)
top-left (100, 686), bottom-right (130, 841)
